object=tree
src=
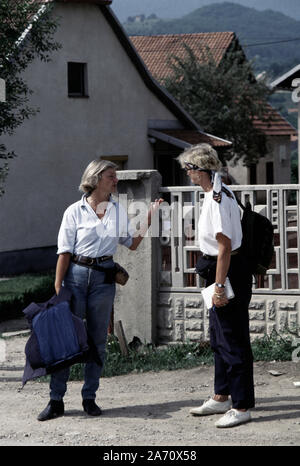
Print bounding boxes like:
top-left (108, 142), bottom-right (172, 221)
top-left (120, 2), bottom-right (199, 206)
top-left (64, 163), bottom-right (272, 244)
top-left (0, 0), bottom-right (60, 195)
top-left (164, 44), bottom-right (274, 166)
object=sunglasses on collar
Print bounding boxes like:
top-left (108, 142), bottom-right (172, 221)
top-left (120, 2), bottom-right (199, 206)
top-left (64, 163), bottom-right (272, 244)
top-left (184, 161), bottom-right (211, 173)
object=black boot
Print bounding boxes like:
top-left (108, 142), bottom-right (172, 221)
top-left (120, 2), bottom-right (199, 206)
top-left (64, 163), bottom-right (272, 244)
top-left (82, 399), bottom-right (102, 416)
top-left (37, 399), bottom-right (64, 421)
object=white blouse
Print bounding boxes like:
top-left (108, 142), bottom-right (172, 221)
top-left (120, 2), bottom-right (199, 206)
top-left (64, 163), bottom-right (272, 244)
top-left (198, 185), bottom-right (242, 256)
top-left (57, 195), bottom-right (133, 257)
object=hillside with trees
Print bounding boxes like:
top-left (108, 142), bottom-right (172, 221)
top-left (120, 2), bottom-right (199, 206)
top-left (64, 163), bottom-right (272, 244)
top-left (123, 2), bottom-right (300, 77)
top-left (112, 0), bottom-right (300, 21)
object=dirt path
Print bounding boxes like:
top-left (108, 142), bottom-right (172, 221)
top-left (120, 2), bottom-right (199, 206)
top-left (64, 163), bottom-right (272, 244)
top-left (1, 320), bottom-right (300, 447)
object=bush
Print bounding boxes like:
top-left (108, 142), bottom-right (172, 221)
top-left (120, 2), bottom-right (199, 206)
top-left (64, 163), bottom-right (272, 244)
top-left (252, 330), bottom-right (295, 362)
top-left (0, 272), bottom-right (55, 322)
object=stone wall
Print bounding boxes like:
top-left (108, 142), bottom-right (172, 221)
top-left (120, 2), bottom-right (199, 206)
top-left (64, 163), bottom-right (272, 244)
top-left (157, 292), bottom-right (300, 344)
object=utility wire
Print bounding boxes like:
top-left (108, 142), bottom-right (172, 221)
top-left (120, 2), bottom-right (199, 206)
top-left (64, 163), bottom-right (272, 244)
top-left (242, 37), bottom-right (300, 48)
top-left (131, 35), bottom-right (300, 51)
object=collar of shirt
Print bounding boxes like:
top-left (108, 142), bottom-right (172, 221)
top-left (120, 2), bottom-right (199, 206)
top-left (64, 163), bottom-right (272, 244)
top-left (81, 194), bottom-right (117, 221)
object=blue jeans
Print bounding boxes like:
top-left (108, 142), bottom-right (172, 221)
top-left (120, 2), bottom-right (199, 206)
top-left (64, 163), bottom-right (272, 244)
top-left (50, 260), bottom-right (116, 401)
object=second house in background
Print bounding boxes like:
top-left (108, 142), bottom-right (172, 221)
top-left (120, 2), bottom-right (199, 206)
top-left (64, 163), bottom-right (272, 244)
top-left (131, 32), bottom-right (297, 185)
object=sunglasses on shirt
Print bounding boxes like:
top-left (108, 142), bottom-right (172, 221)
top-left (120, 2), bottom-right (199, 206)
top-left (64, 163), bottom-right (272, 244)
top-left (184, 161), bottom-right (211, 173)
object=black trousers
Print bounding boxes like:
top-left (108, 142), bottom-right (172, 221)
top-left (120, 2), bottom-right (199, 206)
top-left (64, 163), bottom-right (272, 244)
top-left (207, 253), bottom-right (255, 410)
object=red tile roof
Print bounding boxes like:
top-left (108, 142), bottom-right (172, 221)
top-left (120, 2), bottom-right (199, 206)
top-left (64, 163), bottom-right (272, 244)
top-left (131, 33), bottom-right (296, 138)
top-left (130, 32), bottom-right (235, 81)
top-left (253, 103), bottom-right (296, 136)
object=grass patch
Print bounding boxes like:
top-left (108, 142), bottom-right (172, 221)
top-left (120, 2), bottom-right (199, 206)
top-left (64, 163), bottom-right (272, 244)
top-left (68, 330), bottom-right (298, 381)
top-left (68, 338), bottom-right (214, 381)
top-left (0, 272), bottom-right (55, 322)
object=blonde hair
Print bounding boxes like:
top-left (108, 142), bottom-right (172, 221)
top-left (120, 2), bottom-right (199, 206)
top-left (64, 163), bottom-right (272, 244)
top-left (79, 159), bottom-right (118, 193)
top-left (177, 143), bottom-right (222, 171)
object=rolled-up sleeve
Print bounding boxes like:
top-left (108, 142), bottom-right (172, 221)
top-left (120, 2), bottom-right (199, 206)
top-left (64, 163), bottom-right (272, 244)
top-left (210, 197), bottom-right (233, 241)
top-left (57, 208), bottom-right (76, 255)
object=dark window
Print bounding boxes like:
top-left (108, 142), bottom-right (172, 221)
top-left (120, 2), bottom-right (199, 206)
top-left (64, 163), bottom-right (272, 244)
top-left (100, 156), bottom-right (128, 170)
top-left (266, 161), bottom-right (274, 184)
top-left (68, 62), bottom-right (88, 97)
top-left (249, 163), bottom-right (257, 184)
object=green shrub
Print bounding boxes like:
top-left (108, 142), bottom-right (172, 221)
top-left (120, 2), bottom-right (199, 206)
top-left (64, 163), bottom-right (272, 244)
top-left (0, 272), bottom-right (55, 322)
top-left (252, 330), bottom-right (295, 362)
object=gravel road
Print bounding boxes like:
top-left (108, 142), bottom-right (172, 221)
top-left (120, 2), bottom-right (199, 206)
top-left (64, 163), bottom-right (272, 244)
top-left (1, 319), bottom-right (300, 448)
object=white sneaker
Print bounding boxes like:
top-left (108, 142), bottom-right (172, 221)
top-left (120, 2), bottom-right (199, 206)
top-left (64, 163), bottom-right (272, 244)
top-left (215, 409), bottom-right (251, 428)
top-left (190, 397), bottom-right (231, 416)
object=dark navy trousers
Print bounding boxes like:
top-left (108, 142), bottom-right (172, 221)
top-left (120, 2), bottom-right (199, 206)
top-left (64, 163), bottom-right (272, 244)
top-left (207, 253), bottom-right (255, 410)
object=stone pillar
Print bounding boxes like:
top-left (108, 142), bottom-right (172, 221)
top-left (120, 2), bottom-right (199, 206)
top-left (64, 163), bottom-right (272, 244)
top-left (113, 170), bottom-right (162, 344)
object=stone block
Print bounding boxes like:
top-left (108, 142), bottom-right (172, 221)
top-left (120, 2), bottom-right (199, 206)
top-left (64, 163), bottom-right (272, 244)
top-left (249, 300), bottom-right (265, 310)
top-left (249, 310), bottom-right (265, 321)
top-left (185, 331), bottom-right (203, 342)
top-left (184, 297), bottom-right (202, 308)
top-left (174, 298), bottom-right (184, 319)
top-left (185, 309), bottom-right (203, 319)
top-left (279, 301), bottom-right (297, 311)
top-left (288, 312), bottom-right (298, 331)
top-left (185, 320), bottom-right (202, 331)
top-left (278, 311), bottom-right (288, 331)
top-left (249, 322), bottom-right (266, 334)
top-left (174, 321), bottom-right (184, 341)
top-left (267, 301), bottom-right (276, 320)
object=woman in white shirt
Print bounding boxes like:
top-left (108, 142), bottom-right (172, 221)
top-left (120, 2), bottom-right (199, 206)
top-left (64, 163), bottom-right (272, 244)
top-left (38, 159), bottom-right (162, 421)
top-left (177, 143), bottom-right (254, 428)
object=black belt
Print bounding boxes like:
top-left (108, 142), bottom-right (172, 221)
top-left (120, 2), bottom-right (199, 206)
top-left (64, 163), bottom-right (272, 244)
top-left (202, 253), bottom-right (217, 261)
top-left (71, 254), bottom-right (113, 266)
top-left (201, 248), bottom-right (240, 261)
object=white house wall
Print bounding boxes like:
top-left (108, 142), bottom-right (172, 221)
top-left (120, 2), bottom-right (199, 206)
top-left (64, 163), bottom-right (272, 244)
top-left (0, 3), bottom-right (177, 253)
top-left (227, 136), bottom-right (291, 185)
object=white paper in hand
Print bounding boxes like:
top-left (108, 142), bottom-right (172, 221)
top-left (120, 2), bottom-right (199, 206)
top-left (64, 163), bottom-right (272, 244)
top-left (201, 277), bottom-right (235, 309)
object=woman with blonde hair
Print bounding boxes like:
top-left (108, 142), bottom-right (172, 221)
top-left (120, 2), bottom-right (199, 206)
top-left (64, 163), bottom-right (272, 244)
top-left (178, 143), bottom-right (254, 428)
top-left (37, 159), bottom-right (162, 421)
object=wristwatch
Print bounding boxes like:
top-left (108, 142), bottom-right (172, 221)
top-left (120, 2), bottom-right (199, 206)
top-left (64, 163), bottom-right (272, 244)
top-left (215, 283), bottom-right (225, 288)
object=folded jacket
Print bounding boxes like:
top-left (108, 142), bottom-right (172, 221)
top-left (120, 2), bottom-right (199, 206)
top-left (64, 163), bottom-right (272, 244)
top-left (22, 287), bottom-right (89, 386)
